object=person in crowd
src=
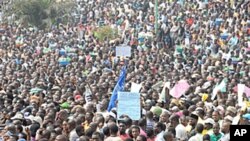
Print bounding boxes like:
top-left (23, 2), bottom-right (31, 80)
top-left (0, 0), bottom-right (250, 141)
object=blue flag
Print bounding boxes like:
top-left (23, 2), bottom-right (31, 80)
top-left (107, 66), bottom-right (126, 112)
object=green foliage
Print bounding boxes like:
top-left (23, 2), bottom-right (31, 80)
top-left (93, 26), bottom-right (119, 42)
top-left (5, 0), bottom-right (75, 29)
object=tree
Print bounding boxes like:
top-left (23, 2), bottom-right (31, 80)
top-left (93, 26), bottom-right (119, 42)
top-left (3, 0), bottom-right (75, 29)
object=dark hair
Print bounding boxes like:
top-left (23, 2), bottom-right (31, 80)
top-left (138, 118), bottom-right (146, 127)
top-left (124, 138), bottom-right (134, 141)
top-left (167, 127), bottom-right (176, 137)
top-left (146, 128), bottom-right (154, 137)
top-left (156, 122), bottom-right (166, 131)
top-left (68, 119), bottom-right (76, 130)
top-left (92, 132), bottom-right (101, 139)
top-left (16, 124), bottom-right (23, 132)
top-left (102, 126), bottom-right (110, 137)
top-left (124, 117), bottom-right (133, 127)
top-left (196, 123), bottom-right (204, 133)
top-left (163, 132), bottom-right (174, 140)
top-left (170, 114), bottom-right (180, 123)
top-left (41, 129), bottom-right (51, 140)
top-left (109, 123), bottom-right (119, 134)
top-left (118, 120), bottom-right (127, 125)
top-left (137, 135), bottom-right (147, 141)
top-left (131, 125), bottom-right (140, 131)
top-left (30, 123), bottom-right (40, 137)
top-left (76, 125), bottom-right (84, 137)
top-left (39, 138), bottom-right (49, 141)
top-left (85, 127), bottom-right (95, 138)
top-left (203, 134), bottom-right (210, 141)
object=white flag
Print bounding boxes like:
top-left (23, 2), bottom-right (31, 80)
top-left (85, 85), bottom-right (92, 103)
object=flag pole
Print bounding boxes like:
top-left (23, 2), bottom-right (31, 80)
top-left (154, 0), bottom-right (159, 35)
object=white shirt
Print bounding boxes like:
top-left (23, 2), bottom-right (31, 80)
top-left (69, 129), bottom-right (79, 141)
top-left (175, 124), bottom-right (188, 140)
top-left (155, 131), bottom-right (165, 141)
top-left (188, 133), bottom-right (203, 141)
top-left (219, 133), bottom-right (230, 141)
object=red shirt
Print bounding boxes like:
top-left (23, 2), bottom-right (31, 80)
top-left (120, 134), bottom-right (130, 140)
top-left (186, 18), bottom-right (194, 26)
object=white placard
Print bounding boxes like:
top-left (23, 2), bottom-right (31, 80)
top-left (131, 82), bottom-right (142, 93)
top-left (238, 84), bottom-right (245, 107)
top-left (116, 45), bottom-right (131, 57)
top-left (117, 92), bottom-right (141, 120)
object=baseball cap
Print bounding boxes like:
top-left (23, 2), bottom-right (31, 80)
top-left (243, 113), bottom-right (250, 120)
top-left (204, 118), bottom-right (215, 125)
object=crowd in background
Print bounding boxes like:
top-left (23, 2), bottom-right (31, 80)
top-left (0, 0), bottom-right (250, 141)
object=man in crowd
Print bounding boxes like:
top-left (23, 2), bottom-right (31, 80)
top-left (0, 0), bottom-right (250, 141)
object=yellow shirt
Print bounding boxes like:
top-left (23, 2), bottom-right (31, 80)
top-left (186, 124), bottom-right (192, 133)
top-left (202, 129), bottom-right (213, 135)
top-left (83, 121), bottom-right (90, 131)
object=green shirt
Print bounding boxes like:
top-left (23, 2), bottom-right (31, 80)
top-left (210, 133), bottom-right (223, 141)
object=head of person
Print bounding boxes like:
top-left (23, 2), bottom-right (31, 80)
top-left (146, 128), bottom-right (154, 138)
top-left (163, 132), bottom-right (174, 141)
top-left (169, 114), bottom-right (180, 128)
top-left (180, 116), bottom-right (188, 126)
top-left (144, 100), bottom-right (152, 111)
top-left (55, 135), bottom-right (68, 141)
top-left (203, 134), bottom-right (210, 141)
top-left (196, 123), bottom-right (204, 134)
top-left (225, 106), bottom-right (237, 117)
top-left (76, 125), bottom-right (85, 137)
top-left (76, 136), bottom-right (90, 141)
top-left (118, 120), bottom-right (127, 135)
top-left (213, 122), bottom-right (220, 135)
top-left (160, 111), bottom-right (170, 123)
top-left (131, 125), bottom-right (140, 139)
top-left (95, 115), bottom-right (105, 129)
top-left (167, 127), bottom-right (176, 138)
top-left (41, 129), bottom-right (51, 140)
top-left (154, 122), bottom-right (165, 135)
top-left (68, 119), bottom-right (76, 131)
top-left (124, 117), bottom-right (133, 129)
top-left (91, 132), bottom-right (102, 141)
top-left (85, 112), bottom-right (94, 123)
top-left (189, 113), bottom-right (199, 127)
top-left (204, 118), bottom-right (215, 130)
top-left (109, 123), bottom-right (119, 136)
top-left (146, 111), bottom-right (154, 120)
top-left (138, 118), bottom-right (146, 130)
top-left (124, 138), bottom-right (134, 141)
top-left (212, 110), bottom-right (221, 122)
top-left (221, 121), bottom-right (230, 134)
top-left (136, 135), bottom-right (147, 141)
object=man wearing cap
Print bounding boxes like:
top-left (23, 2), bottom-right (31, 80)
top-left (187, 112), bottom-right (199, 137)
top-left (202, 118), bottom-right (215, 135)
top-left (226, 106), bottom-right (237, 118)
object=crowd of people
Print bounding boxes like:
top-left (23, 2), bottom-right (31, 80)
top-left (0, 0), bottom-right (250, 141)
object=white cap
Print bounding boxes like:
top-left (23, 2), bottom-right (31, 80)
top-left (204, 118), bottom-right (215, 125)
top-left (11, 113), bottom-right (23, 120)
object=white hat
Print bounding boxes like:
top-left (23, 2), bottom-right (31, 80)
top-left (11, 113), bottom-right (23, 120)
top-left (204, 118), bottom-right (215, 125)
top-left (33, 116), bottom-right (43, 126)
top-left (224, 115), bottom-right (233, 122)
top-left (108, 112), bottom-right (116, 119)
top-left (27, 115), bottom-right (43, 126)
